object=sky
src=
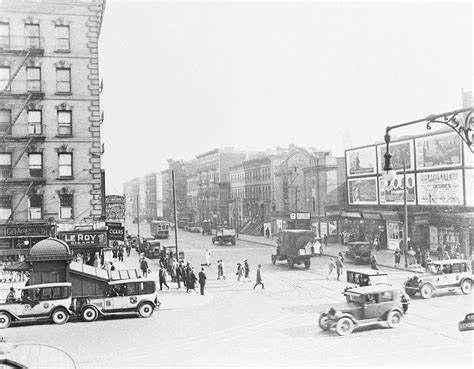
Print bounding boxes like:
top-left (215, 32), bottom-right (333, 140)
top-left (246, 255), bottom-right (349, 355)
top-left (99, 1), bottom-right (473, 194)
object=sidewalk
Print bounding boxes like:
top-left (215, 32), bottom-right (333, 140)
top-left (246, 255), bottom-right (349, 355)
top-left (238, 234), bottom-right (410, 271)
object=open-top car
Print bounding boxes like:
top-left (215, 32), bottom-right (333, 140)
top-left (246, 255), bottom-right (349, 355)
top-left (0, 282), bottom-right (72, 329)
top-left (345, 269), bottom-right (389, 291)
top-left (71, 278), bottom-right (159, 322)
top-left (403, 259), bottom-right (472, 299)
top-left (318, 285), bottom-right (408, 336)
top-left (344, 242), bottom-right (372, 264)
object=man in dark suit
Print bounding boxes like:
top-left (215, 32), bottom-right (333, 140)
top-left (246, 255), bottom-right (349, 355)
top-left (176, 261), bottom-right (185, 289)
top-left (198, 267), bottom-right (207, 295)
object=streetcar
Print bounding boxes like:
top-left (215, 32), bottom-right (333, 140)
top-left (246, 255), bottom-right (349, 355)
top-left (150, 220), bottom-right (170, 239)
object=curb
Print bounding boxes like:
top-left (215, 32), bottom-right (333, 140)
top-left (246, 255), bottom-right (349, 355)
top-left (240, 237), bottom-right (414, 273)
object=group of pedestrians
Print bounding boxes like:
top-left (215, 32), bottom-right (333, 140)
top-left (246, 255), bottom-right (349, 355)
top-left (327, 253), bottom-right (345, 280)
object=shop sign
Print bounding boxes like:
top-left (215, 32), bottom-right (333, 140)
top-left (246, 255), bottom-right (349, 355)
top-left (379, 173), bottom-right (416, 204)
top-left (346, 146), bottom-right (377, 177)
top-left (0, 224), bottom-right (49, 238)
top-left (414, 215), bottom-right (429, 225)
top-left (378, 140), bottom-right (414, 172)
top-left (107, 225), bottom-right (125, 241)
top-left (348, 178), bottom-right (378, 205)
top-left (59, 231), bottom-right (107, 247)
top-left (458, 313), bottom-right (474, 332)
top-left (415, 132), bottom-right (462, 170)
top-left (290, 212), bottom-right (310, 220)
top-left (417, 170), bottom-right (464, 206)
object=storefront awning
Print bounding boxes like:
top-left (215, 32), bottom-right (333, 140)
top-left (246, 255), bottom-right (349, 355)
top-left (381, 212), bottom-right (401, 222)
top-left (341, 211), bottom-right (361, 218)
top-left (362, 213), bottom-right (382, 220)
top-left (3, 261), bottom-right (31, 271)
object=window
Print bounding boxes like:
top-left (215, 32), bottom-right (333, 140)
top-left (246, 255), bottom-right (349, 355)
top-left (26, 67), bottom-right (41, 92)
top-left (0, 153), bottom-right (12, 179)
top-left (28, 110), bottom-right (42, 135)
top-left (56, 68), bottom-right (71, 93)
top-left (25, 23), bottom-right (40, 49)
top-left (59, 193), bottom-right (73, 219)
top-left (0, 196), bottom-right (12, 220)
top-left (29, 153), bottom-right (43, 177)
top-left (0, 66), bottom-right (10, 91)
top-left (0, 109), bottom-right (11, 134)
top-left (379, 291), bottom-right (393, 303)
top-left (55, 25), bottom-right (70, 51)
top-left (29, 194), bottom-right (42, 220)
top-left (0, 23), bottom-right (9, 48)
top-left (58, 153), bottom-right (72, 177)
top-left (58, 110), bottom-right (72, 135)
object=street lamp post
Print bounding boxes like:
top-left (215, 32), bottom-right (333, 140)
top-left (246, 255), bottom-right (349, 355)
top-left (136, 194), bottom-right (140, 251)
top-left (402, 160), bottom-right (409, 268)
top-left (172, 170), bottom-right (179, 260)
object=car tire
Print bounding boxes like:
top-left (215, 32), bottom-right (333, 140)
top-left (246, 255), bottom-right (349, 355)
top-left (304, 260), bottom-right (311, 269)
top-left (461, 280), bottom-right (472, 295)
top-left (386, 310), bottom-right (402, 328)
top-left (52, 308), bottom-right (69, 325)
top-left (287, 258), bottom-right (294, 269)
top-left (318, 313), bottom-right (330, 331)
top-left (82, 306), bottom-right (98, 322)
top-left (0, 312), bottom-right (12, 329)
top-left (138, 302), bottom-right (154, 318)
top-left (420, 284), bottom-right (434, 299)
top-left (336, 317), bottom-right (354, 336)
top-left (271, 255), bottom-right (276, 265)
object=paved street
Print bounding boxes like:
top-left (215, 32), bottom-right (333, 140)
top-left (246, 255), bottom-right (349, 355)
top-left (3, 223), bottom-right (473, 367)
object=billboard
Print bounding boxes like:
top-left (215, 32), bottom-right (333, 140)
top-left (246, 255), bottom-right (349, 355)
top-left (415, 132), bottom-right (462, 170)
top-left (465, 169), bottom-right (474, 206)
top-left (417, 170), bottom-right (464, 206)
top-left (346, 146), bottom-right (377, 177)
top-left (379, 173), bottom-right (416, 204)
top-left (348, 178), bottom-right (378, 204)
top-left (106, 195), bottom-right (125, 221)
top-left (378, 140), bottom-right (414, 172)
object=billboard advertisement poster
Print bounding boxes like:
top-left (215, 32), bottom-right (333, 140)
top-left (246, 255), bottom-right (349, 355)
top-left (379, 173), bottom-right (416, 204)
top-left (415, 132), bottom-right (462, 170)
top-left (346, 146), bottom-right (377, 176)
top-left (320, 222), bottom-right (328, 237)
top-left (328, 220), bottom-right (338, 235)
top-left (466, 169), bottom-right (474, 206)
top-left (429, 226), bottom-right (438, 250)
top-left (348, 178), bottom-right (378, 204)
top-left (378, 140), bottom-right (413, 172)
top-left (417, 170), bottom-right (464, 205)
top-left (105, 195), bottom-right (125, 221)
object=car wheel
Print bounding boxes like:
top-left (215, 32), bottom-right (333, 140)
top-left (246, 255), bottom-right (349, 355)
top-left (82, 306), bottom-right (98, 322)
top-left (138, 302), bottom-right (154, 318)
top-left (287, 258), bottom-right (294, 269)
top-left (461, 280), bottom-right (472, 295)
top-left (420, 284), bottom-right (434, 299)
top-left (336, 317), bottom-right (354, 336)
top-left (386, 310), bottom-right (402, 328)
top-left (271, 255), bottom-right (276, 265)
top-left (304, 260), bottom-right (311, 269)
top-left (52, 308), bottom-right (69, 325)
top-left (0, 312), bottom-right (12, 329)
top-left (318, 313), bottom-right (330, 331)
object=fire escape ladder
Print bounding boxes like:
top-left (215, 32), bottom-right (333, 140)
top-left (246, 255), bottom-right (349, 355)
top-left (11, 94), bottom-right (32, 126)
top-left (7, 181), bottom-right (34, 222)
top-left (1, 49), bottom-right (32, 98)
top-left (11, 137), bottom-right (33, 169)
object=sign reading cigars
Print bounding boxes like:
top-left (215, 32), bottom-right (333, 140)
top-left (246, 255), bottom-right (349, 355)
top-left (107, 225), bottom-right (125, 241)
top-left (59, 230), bottom-right (107, 247)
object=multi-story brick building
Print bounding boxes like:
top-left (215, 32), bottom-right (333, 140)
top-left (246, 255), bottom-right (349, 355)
top-left (0, 0), bottom-right (105, 261)
top-left (161, 169), bottom-right (170, 221)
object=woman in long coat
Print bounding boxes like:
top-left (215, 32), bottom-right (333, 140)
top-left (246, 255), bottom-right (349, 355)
top-left (188, 267), bottom-right (198, 293)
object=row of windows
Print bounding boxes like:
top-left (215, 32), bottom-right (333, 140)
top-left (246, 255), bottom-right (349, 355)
top-left (230, 167), bottom-right (272, 184)
top-left (0, 152), bottom-right (73, 179)
top-left (0, 109), bottom-right (72, 136)
top-left (0, 66), bottom-right (71, 93)
top-left (0, 193), bottom-right (73, 221)
top-left (0, 22), bottom-right (71, 51)
top-left (231, 185), bottom-right (272, 200)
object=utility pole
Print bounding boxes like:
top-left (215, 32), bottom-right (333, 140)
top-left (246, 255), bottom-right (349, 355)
top-left (295, 187), bottom-right (298, 229)
top-left (136, 194), bottom-right (140, 251)
top-left (403, 160), bottom-right (408, 268)
top-left (172, 170), bottom-right (179, 260)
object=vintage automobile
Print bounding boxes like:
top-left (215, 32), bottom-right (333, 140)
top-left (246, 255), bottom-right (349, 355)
top-left (344, 242), bottom-right (372, 265)
top-left (189, 226), bottom-right (201, 233)
top-left (345, 269), bottom-right (390, 291)
top-left (403, 259), bottom-right (472, 299)
top-left (138, 237), bottom-right (157, 254)
top-left (71, 279), bottom-right (159, 322)
top-left (0, 282), bottom-right (72, 329)
top-left (271, 230), bottom-right (316, 269)
top-left (202, 220), bottom-right (213, 236)
top-left (212, 227), bottom-right (236, 246)
top-left (144, 240), bottom-right (161, 259)
top-left (318, 285), bottom-right (408, 336)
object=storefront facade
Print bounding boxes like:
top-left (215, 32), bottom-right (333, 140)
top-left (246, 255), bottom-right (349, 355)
top-left (0, 223), bottom-right (51, 262)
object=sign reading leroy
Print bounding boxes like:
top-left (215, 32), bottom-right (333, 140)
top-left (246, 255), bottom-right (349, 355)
top-left (107, 224), bottom-right (125, 241)
top-left (59, 231), bottom-right (107, 248)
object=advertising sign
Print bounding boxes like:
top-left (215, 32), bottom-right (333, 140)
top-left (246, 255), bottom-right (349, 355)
top-left (417, 170), bottom-right (464, 205)
top-left (106, 195), bottom-right (125, 221)
top-left (429, 226), bottom-right (438, 250)
top-left (346, 146), bottom-right (377, 177)
top-left (320, 222), bottom-right (328, 237)
top-left (348, 178), bottom-right (378, 204)
top-left (107, 225), bottom-right (125, 241)
top-left (379, 173), bottom-right (416, 204)
top-left (328, 220), bottom-right (338, 235)
top-left (59, 231), bottom-right (107, 248)
top-left (415, 132), bottom-right (462, 170)
top-left (290, 212), bottom-right (311, 220)
top-left (465, 169), bottom-right (474, 206)
top-left (378, 140), bottom-right (414, 172)
top-left (0, 223), bottom-right (49, 238)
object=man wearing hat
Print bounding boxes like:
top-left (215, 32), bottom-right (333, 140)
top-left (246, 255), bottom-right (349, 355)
top-left (253, 264), bottom-right (264, 290)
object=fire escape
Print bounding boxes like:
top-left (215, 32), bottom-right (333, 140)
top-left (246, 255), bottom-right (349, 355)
top-left (1, 35), bottom-right (46, 222)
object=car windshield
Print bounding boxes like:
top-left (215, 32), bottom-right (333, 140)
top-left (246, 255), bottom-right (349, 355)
top-left (345, 293), bottom-right (363, 304)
